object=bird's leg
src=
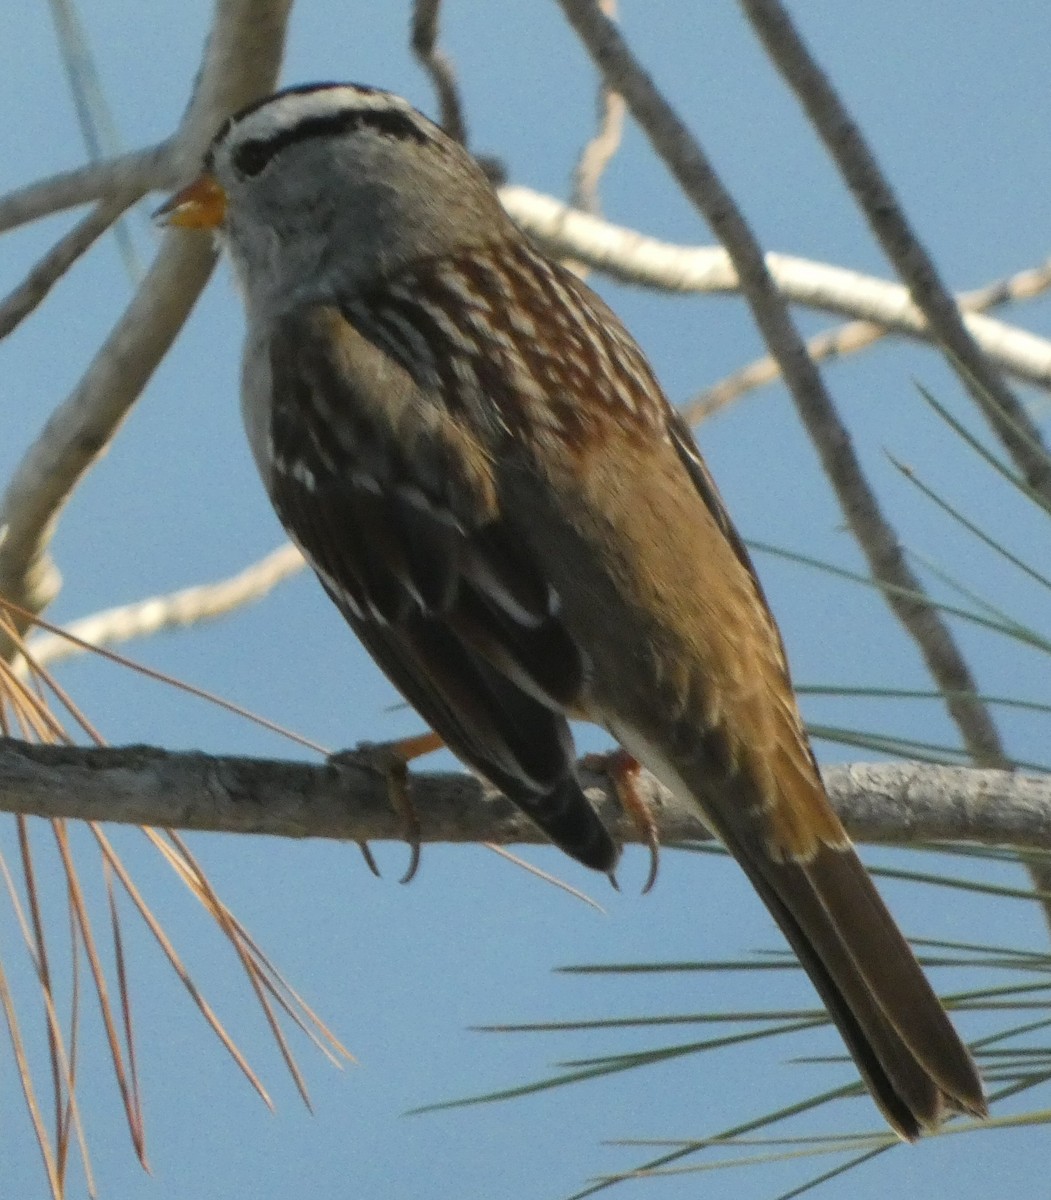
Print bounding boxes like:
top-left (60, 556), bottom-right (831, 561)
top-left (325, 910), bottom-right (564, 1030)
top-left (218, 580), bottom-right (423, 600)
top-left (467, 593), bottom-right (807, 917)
top-left (330, 730), bottom-right (444, 883)
top-left (582, 747), bottom-right (660, 893)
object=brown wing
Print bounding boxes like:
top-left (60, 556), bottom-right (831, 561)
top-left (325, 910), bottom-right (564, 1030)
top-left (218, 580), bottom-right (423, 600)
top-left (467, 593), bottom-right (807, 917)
top-left (263, 304), bottom-right (616, 871)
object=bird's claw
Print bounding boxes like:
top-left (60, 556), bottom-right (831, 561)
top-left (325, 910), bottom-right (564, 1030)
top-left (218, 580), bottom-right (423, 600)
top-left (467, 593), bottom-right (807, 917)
top-left (356, 840), bottom-right (381, 877)
top-left (331, 732), bottom-right (442, 883)
top-left (583, 748), bottom-right (660, 894)
top-left (353, 740), bottom-right (423, 883)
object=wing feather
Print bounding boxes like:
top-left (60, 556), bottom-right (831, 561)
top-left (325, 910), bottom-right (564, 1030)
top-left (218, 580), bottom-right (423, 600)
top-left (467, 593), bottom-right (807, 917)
top-left (263, 304), bottom-right (615, 870)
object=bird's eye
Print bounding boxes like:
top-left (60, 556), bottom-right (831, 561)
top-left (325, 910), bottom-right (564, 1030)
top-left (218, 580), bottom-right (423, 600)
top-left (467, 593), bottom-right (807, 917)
top-left (232, 139), bottom-right (275, 178)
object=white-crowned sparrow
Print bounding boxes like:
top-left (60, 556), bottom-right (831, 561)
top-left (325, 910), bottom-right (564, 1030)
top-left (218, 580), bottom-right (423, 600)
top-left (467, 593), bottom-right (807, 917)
top-left (156, 82), bottom-right (984, 1137)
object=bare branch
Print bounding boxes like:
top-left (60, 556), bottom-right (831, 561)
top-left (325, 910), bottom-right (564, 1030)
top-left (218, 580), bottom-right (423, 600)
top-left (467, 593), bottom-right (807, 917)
top-left (0, 193), bottom-right (141, 341)
top-left (0, 233), bottom-right (218, 620)
top-left (740, 0), bottom-right (1051, 503)
top-left (411, 0), bottom-right (468, 146)
top-left (570, 0), bottom-right (625, 217)
top-left (172, 0), bottom-right (295, 171)
top-left (571, 89), bottom-right (625, 216)
top-left (561, 5), bottom-right (626, 285)
top-left (24, 544), bottom-right (305, 669)
top-left (1, 740), bottom-right (1048, 856)
top-left (687, 258), bottom-right (1051, 424)
top-left (0, 0), bottom-right (294, 635)
top-left (500, 188), bottom-right (1051, 393)
top-left (0, 145), bottom-right (174, 236)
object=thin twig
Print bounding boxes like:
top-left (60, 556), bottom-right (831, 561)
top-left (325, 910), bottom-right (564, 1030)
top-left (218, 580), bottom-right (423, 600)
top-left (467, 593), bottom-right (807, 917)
top-left (0, 192), bottom-right (142, 341)
top-left (47, 0), bottom-right (146, 281)
top-left (24, 543), bottom-right (305, 669)
top-left (411, 0), bottom-right (468, 146)
top-left (740, 0), bottom-right (1051, 503)
top-left (687, 258), bottom-right (1051, 424)
top-left (0, 145), bottom-right (174, 236)
top-left (570, 90), bottom-right (625, 217)
top-left (570, 0), bottom-right (625, 216)
top-left (563, 1), bottom-right (626, 283)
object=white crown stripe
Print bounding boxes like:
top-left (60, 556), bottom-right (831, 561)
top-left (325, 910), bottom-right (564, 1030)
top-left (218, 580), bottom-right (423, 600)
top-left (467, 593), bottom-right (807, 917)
top-left (220, 85), bottom-right (435, 154)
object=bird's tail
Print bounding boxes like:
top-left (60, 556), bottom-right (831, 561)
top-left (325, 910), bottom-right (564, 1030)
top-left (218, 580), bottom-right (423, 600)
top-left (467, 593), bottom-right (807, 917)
top-left (713, 810), bottom-right (986, 1138)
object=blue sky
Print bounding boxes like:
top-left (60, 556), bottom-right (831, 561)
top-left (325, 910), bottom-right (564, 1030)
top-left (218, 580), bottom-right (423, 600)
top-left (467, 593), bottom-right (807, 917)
top-left (3, 3), bottom-right (1051, 1198)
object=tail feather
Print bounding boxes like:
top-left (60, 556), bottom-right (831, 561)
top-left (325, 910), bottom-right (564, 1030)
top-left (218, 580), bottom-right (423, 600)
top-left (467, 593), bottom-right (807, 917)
top-left (716, 816), bottom-right (985, 1137)
top-left (805, 845), bottom-right (985, 1115)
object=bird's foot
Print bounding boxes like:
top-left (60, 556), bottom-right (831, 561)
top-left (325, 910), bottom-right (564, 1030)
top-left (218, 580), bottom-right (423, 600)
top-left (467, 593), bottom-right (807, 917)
top-left (582, 748), bottom-right (660, 894)
top-left (330, 730), bottom-right (443, 882)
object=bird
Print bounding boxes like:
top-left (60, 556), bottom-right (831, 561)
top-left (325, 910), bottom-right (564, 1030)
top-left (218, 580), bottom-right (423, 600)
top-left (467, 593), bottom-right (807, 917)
top-left (156, 81), bottom-right (985, 1138)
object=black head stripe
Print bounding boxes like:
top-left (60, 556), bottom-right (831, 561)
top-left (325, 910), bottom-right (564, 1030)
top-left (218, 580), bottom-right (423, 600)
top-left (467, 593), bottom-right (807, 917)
top-left (229, 103), bottom-right (433, 178)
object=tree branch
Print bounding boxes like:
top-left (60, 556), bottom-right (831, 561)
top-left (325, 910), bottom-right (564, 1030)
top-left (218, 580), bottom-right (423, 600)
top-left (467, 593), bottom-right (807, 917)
top-left (0, 192), bottom-right (142, 340)
top-left (0, 0), bottom-right (294, 634)
top-left (740, 0), bottom-right (1051, 503)
top-left (684, 257), bottom-right (1051, 424)
top-left (0, 145), bottom-right (175, 236)
top-left (22, 543), bottom-right (305, 670)
top-left (1, 737), bottom-right (1047, 855)
top-left (411, 0), bottom-right (468, 146)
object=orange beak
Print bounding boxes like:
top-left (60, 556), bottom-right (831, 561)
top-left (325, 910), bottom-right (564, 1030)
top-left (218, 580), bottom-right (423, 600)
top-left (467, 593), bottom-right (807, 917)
top-left (153, 172), bottom-right (227, 229)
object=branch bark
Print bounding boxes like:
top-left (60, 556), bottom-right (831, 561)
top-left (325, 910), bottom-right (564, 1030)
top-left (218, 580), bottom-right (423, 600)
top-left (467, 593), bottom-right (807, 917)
top-left (2, 738), bottom-right (1048, 855)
